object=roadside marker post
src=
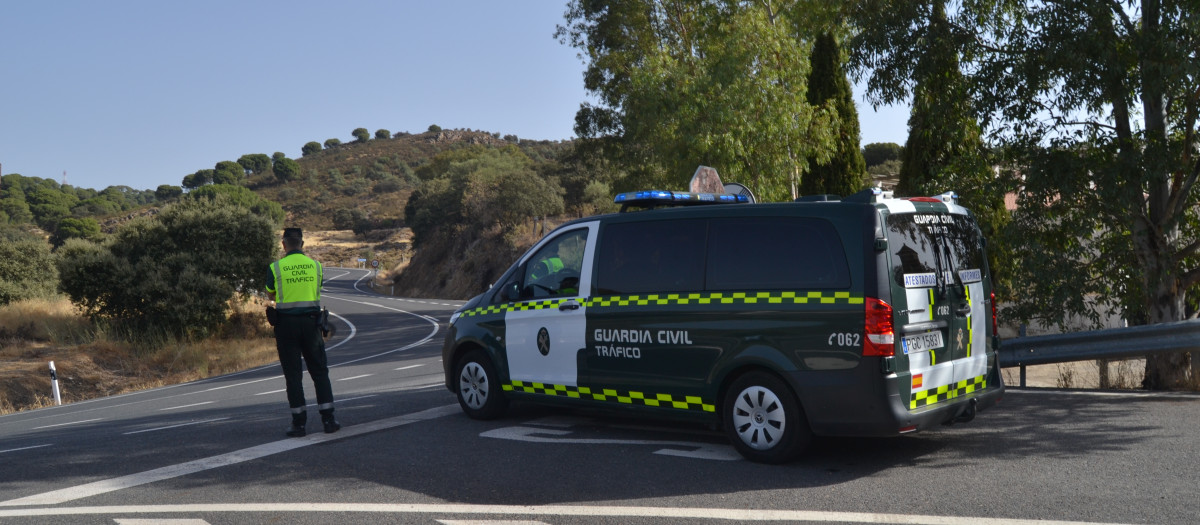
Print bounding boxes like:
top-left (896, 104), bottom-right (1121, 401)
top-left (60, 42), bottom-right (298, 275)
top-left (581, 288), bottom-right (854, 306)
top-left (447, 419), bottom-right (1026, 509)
top-left (49, 361), bottom-right (62, 405)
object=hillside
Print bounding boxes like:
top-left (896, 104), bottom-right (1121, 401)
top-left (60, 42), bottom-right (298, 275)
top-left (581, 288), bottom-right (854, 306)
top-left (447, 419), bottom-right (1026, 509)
top-left (243, 129), bottom-right (577, 299)
top-left (247, 129), bottom-right (573, 232)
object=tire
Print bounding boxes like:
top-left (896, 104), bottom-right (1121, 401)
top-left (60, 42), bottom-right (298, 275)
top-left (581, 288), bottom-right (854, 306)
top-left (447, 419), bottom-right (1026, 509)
top-left (455, 350), bottom-right (509, 419)
top-left (722, 371), bottom-right (811, 463)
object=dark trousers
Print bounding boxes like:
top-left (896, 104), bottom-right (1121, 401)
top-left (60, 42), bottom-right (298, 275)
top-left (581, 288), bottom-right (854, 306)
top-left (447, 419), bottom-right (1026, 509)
top-left (274, 312), bottom-right (334, 412)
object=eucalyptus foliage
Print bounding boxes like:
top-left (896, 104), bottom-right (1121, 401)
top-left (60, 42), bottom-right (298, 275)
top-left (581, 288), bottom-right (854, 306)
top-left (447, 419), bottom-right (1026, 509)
top-left (558, 0), bottom-right (841, 201)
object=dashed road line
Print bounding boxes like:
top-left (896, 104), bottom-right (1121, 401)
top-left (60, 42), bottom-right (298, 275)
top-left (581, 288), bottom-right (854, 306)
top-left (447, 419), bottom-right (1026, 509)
top-left (32, 418), bottom-right (103, 430)
top-left (158, 402), bottom-right (214, 411)
top-left (124, 418), bottom-right (230, 435)
top-left (0, 444), bottom-right (52, 454)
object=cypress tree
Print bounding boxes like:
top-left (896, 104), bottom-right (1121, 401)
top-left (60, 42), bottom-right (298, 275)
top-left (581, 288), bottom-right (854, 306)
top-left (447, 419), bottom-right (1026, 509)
top-left (896, 2), bottom-right (984, 197)
top-left (801, 32), bottom-right (867, 197)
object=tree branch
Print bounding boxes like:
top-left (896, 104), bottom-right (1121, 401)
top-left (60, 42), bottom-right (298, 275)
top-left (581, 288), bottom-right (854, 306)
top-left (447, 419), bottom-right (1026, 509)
top-left (1182, 265), bottom-right (1200, 291)
top-left (1167, 154), bottom-right (1200, 220)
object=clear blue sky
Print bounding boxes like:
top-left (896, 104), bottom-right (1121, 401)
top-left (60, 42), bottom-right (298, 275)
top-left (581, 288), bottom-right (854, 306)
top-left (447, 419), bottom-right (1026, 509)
top-left (0, 1), bottom-right (908, 192)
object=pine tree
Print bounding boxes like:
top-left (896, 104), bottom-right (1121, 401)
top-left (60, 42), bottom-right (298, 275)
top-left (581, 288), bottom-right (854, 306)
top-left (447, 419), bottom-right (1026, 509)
top-left (801, 32), bottom-right (866, 197)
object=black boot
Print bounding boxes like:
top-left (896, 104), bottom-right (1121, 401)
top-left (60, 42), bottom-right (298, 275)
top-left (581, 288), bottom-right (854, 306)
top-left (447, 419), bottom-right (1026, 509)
top-left (286, 411), bottom-right (307, 437)
top-left (320, 410), bottom-right (340, 434)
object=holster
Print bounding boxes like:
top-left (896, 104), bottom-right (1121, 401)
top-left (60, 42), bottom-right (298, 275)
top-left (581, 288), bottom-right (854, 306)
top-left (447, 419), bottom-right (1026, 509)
top-left (319, 308), bottom-right (335, 338)
top-left (265, 305), bottom-right (278, 327)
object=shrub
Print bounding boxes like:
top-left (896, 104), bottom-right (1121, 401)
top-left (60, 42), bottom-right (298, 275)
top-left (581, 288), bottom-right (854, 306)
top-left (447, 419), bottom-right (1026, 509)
top-left (58, 198), bottom-right (277, 340)
top-left (0, 240), bottom-right (57, 306)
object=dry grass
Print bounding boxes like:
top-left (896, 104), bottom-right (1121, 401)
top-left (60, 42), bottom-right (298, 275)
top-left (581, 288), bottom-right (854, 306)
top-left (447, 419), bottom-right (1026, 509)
top-left (0, 296), bottom-right (279, 415)
top-left (0, 297), bottom-right (94, 344)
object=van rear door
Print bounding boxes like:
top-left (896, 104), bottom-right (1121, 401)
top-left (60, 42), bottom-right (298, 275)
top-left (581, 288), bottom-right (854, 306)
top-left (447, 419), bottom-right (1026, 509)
top-left (884, 208), bottom-right (990, 411)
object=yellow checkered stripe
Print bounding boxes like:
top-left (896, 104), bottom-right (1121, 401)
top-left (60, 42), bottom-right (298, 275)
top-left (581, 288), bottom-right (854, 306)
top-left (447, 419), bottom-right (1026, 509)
top-left (910, 375), bottom-right (987, 410)
top-left (588, 291), bottom-right (863, 307)
top-left (459, 291), bottom-right (863, 317)
top-left (458, 299), bottom-right (570, 317)
top-left (503, 380), bottom-right (715, 412)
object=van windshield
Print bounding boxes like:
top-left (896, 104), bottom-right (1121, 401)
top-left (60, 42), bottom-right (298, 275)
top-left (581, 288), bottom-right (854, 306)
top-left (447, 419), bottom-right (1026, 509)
top-left (886, 213), bottom-right (985, 289)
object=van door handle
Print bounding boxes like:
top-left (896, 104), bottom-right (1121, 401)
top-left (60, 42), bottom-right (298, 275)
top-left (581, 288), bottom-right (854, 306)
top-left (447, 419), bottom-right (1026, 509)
top-left (955, 303), bottom-right (972, 316)
top-left (559, 300), bottom-right (581, 311)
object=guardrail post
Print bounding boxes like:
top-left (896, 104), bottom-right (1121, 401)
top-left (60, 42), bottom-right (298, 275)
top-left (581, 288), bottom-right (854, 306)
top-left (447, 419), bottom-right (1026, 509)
top-left (49, 361), bottom-right (62, 406)
top-left (1019, 365), bottom-right (1026, 388)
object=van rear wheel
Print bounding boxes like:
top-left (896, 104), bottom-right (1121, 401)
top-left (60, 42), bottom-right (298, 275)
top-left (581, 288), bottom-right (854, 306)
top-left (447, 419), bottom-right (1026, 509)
top-left (723, 371), bottom-right (810, 463)
top-left (455, 350), bottom-right (508, 419)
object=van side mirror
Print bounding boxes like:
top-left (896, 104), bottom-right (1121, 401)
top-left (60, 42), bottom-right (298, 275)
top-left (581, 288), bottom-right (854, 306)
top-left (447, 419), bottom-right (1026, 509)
top-left (501, 282), bottom-right (521, 302)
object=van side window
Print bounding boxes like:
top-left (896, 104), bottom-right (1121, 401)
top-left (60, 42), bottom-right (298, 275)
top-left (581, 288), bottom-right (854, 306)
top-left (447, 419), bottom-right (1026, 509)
top-left (595, 219), bottom-right (707, 295)
top-left (520, 228), bottom-right (589, 299)
top-left (706, 217), bottom-right (851, 290)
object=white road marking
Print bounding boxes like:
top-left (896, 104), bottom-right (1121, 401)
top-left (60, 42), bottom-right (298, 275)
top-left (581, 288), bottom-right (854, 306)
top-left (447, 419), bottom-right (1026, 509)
top-left (320, 295), bottom-right (441, 368)
top-left (395, 364), bottom-right (424, 371)
top-left (0, 503), bottom-right (1138, 524)
top-left (158, 402), bottom-right (214, 411)
top-left (480, 426), bottom-right (740, 461)
top-left (32, 418), bottom-right (103, 430)
top-left (438, 521), bottom-right (549, 525)
top-left (0, 404), bottom-right (459, 507)
top-left (199, 376), bottom-right (276, 392)
top-left (325, 310), bottom-right (356, 351)
top-left (114, 519), bottom-right (211, 524)
top-left (123, 418), bottom-right (230, 435)
top-left (0, 444), bottom-right (52, 454)
top-left (255, 389), bottom-right (286, 396)
top-left (324, 395), bottom-right (376, 404)
top-left (338, 374), bottom-right (374, 381)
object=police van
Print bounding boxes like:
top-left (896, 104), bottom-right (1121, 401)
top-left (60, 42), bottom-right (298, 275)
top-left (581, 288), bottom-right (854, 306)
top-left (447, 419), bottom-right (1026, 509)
top-left (442, 187), bottom-right (1004, 463)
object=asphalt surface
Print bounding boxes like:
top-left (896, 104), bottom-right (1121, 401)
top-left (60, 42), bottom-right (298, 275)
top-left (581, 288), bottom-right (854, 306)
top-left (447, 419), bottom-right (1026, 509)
top-left (1, 267), bottom-right (1198, 524)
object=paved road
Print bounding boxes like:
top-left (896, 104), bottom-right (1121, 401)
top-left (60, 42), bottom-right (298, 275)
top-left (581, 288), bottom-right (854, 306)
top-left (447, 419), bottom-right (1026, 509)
top-left (1, 268), bottom-right (1198, 524)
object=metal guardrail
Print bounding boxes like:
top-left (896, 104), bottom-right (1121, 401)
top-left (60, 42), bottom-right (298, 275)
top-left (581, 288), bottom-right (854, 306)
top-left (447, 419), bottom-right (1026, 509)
top-left (997, 319), bottom-right (1200, 387)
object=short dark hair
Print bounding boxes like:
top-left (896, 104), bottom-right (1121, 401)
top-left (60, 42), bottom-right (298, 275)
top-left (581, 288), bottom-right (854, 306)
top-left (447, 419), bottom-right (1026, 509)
top-left (283, 236), bottom-right (303, 251)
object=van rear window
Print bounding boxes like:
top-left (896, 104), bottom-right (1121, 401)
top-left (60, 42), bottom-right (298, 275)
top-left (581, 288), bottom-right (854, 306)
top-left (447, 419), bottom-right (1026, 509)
top-left (706, 217), bottom-right (851, 290)
top-left (886, 213), bottom-right (985, 288)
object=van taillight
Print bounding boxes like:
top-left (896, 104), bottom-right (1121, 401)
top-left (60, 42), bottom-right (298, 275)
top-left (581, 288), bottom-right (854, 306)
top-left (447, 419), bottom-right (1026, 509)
top-left (864, 297), bottom-right (895, 357)
top-left (990, 291), bottom-right (998, 335)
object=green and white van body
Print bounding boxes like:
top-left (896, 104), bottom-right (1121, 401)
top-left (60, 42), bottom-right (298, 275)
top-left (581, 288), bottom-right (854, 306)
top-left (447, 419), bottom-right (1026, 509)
top-left (443, 189), bottom-right (1004, 462)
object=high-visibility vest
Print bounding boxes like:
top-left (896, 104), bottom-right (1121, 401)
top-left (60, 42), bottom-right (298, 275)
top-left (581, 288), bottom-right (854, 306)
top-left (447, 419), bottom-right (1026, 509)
top-left (269, 252), bottom-right (323, 311)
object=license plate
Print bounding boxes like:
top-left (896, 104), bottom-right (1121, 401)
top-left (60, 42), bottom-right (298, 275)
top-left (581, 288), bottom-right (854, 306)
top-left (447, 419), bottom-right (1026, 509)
top-left (902, 331), bottom-right (944, 354)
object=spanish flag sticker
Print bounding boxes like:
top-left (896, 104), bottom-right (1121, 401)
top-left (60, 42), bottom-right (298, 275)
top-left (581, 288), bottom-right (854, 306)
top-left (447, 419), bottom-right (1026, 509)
top-left (912, 374), bottom-right (924, 389)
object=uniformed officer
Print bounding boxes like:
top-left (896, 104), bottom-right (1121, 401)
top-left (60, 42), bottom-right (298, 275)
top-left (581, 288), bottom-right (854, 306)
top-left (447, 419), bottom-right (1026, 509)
top-left (266, 227), bottom-right (339, 436)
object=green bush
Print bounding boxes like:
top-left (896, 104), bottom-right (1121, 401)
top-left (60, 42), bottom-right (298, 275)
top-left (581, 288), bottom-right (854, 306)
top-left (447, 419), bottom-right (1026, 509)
top-left (0, 239), bottom-right (58, 305)
top-left (51, 217), bottom-right (102, 247)
top-left (57, 198), bottom-right (277, 340)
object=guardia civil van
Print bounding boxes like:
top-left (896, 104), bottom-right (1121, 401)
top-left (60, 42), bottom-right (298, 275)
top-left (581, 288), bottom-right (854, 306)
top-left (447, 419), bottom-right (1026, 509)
top-left (442, 187), bottom-right (1004, 463)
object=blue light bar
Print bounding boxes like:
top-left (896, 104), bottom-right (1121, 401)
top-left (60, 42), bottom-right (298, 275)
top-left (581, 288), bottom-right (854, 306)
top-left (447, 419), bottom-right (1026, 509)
top-left (613, 190), bottom-right (750, 209)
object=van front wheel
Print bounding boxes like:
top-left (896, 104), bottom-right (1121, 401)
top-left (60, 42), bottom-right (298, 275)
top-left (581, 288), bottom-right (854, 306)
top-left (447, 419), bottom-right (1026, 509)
top-left (722, 371), bottom-right (810, 463)
top-left (455, 350), bottom-right (509, 419)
